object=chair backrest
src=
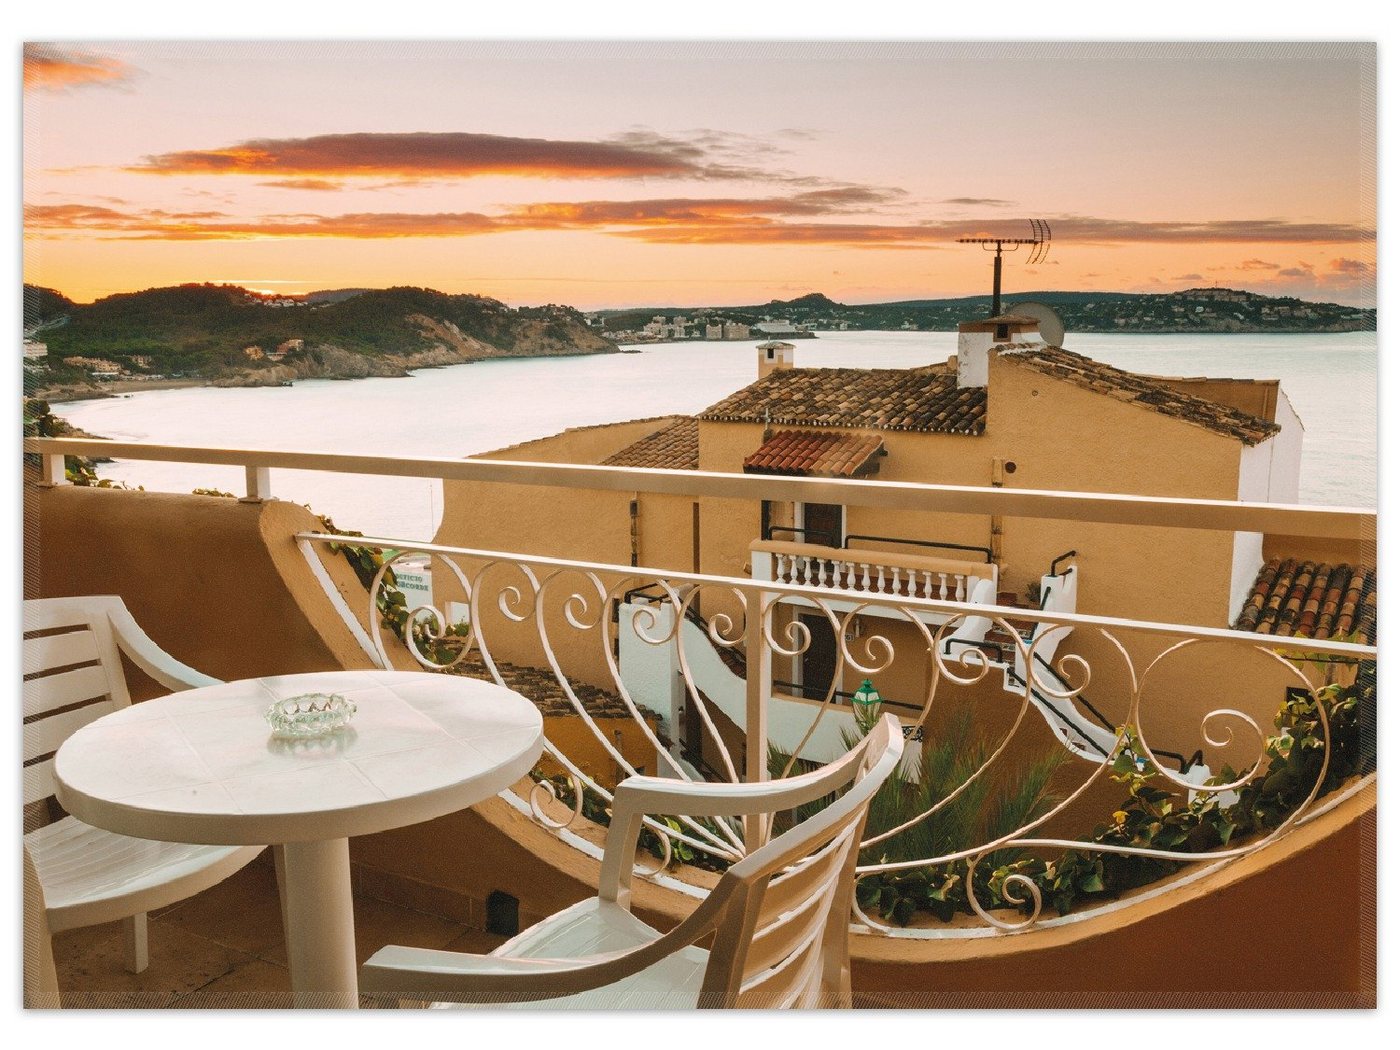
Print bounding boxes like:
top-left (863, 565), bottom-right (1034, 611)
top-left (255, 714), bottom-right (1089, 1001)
top-left (701, 714), bottom-right (903, 1008)
top-left (22, 596), bottom-right (137, 808)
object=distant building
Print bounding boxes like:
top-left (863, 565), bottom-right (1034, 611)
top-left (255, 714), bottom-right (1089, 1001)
top-left (723, 322), bottom-right (751, 340)
top-left (63, 355), bottom-right (123, 373)
top-left (753, 321), bottom-right (797, 336)
top-left (23, 339), bottom-right (47, 359)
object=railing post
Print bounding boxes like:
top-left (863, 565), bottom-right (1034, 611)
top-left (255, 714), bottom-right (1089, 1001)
top-left (743, 586), bottom-right (772, 851)
top-left (240, 465), bottom-right (273, 502)
top-left (37, 453), bottom-right (69, 487)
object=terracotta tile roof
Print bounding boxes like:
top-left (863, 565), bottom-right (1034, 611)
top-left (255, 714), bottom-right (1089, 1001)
top-left (481, 415), bottom-right (681, 458)
top-left (698, 367), bottom-right (986, 435)
top-left (995, 345), bottom-right (1280, 445)
top-left (743, 429), bottom-right (884, 477)
top-left (600, 416), bottom-right (699, 470)
top-left (1234, 557), bottom-right (1376, 645)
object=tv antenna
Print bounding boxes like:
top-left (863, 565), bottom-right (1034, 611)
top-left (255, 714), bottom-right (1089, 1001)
top-left (957, 219), bottom-right (1052, 316)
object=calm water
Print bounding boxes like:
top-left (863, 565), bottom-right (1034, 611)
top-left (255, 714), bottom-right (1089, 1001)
top-left (55, 331), bottom-right (1377, 539)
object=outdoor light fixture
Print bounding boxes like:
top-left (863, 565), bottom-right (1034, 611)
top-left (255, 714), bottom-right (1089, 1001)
top-left (851, 678), bottom-right (882, 733)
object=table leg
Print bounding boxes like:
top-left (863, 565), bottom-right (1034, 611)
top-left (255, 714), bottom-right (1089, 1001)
top-left (279, 838), bottom-right (358, 1008)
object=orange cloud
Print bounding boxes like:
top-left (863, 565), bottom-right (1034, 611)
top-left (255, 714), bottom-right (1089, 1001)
top-left (25, 199), bottom-right (1378, 255)
top-left (25, 203), bottom-right (502, 240)
top-left (503, 188), bottom-right (905, 227)
top-left (24, 45), bottom-right (133, 92)
top-left (259, 178), bottom-right (345, 191)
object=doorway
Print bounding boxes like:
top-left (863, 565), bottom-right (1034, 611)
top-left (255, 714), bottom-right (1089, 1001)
top-left (796, 611), bottom-right (839, 700)
top-left (797, 501), bottom-right (844, 549)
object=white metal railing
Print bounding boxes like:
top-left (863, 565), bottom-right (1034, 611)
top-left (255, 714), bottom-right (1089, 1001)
top-left (27, 438), bottom-right (1378, 937)
top-left (23, 436), bottom-right (1375, 539)
top-left (750, 538), bottom-right (996, 604)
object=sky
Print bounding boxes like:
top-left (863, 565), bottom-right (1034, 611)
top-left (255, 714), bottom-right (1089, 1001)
top-left (22, 41), bottom-right (1376, 309)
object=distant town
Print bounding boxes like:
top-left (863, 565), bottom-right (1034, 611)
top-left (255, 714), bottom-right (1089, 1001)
top-left (589, 288), bottom-right (1375, 344)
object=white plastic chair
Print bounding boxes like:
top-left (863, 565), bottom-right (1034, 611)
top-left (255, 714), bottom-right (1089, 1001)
top-left (22, 596), bottom-right (265, 989)
top-left (361, 713), bottom-right (904, 1009)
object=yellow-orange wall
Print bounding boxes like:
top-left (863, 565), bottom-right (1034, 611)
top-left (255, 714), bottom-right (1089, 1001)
top-left (432, 356), bottom-right (1315, 775)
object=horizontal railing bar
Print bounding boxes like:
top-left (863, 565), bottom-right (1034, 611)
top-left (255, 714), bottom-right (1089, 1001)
top-left (298, 531), bottom-right (1378, 660)
top-left (27, 437), bottom-right (1375, 540)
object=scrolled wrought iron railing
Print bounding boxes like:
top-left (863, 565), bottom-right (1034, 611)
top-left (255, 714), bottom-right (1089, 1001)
top-left (24, 437), bottom-right (1376, 938)
top-left (294, 529), bottom-right (1376, 939)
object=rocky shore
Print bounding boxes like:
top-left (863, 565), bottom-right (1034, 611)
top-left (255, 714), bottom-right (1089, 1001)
top-left (34, 317), bottom-right (618, 403)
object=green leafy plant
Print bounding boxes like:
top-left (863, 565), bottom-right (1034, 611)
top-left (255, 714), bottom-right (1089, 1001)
top-left (859, 674), bottom-right (1373, 926)
top-left (772, 710), bottom-right (1065, 925)
top-left (529, 772), bottom-right (729, 873)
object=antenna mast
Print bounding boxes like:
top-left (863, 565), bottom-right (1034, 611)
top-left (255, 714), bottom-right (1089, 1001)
top-left (957, 219), bottom-right (1052, 316)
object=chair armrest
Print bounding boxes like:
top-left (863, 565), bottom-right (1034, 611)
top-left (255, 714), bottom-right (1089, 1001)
top-left (360, 898), bottom-right (725, 1005)
top-left (106, 602), bottom-right (220, 691)
top-left (611, 755), bottom-right (861, 819)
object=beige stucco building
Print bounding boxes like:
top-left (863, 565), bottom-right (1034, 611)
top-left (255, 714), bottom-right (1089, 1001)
top-left (432, 314), bottom-right (1371, 774)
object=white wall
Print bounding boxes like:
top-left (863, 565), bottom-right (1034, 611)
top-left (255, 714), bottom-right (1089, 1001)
top-left (1229, 440), bottom-right (1273, 624)
top-left (956, 330), bottom-right (994, 388)
top-left (1267, 390), bottom-right (1305, 505)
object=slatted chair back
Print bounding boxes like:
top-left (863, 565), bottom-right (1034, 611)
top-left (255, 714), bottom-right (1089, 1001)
top-left (702, 714), bottom-right (901, 1008)
top-left (22, 598), bottom-right (137, 809)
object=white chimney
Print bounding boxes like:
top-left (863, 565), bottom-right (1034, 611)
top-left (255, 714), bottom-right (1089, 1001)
top-left (757, 340), bottom-right (795, 379)
top-left (956, 314), bottom-right (1040, 388)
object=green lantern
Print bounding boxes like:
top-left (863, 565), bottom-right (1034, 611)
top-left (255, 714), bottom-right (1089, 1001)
top-left (851, 678), bottom-right (882, 734)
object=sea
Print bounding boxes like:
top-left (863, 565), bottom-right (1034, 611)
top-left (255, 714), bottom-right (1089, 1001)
top-left (53, 331), bottom-right (1377, 541)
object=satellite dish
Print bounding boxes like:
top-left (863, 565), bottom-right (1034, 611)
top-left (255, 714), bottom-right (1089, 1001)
top-left (1008, 300), bottom-right (1065, 347)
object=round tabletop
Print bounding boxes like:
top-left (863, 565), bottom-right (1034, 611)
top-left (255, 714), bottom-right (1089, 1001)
top-left (54, 670), bottom-right (545, 846)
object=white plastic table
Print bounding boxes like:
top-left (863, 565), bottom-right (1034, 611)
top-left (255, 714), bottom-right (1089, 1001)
top-left (54, 669), bottom-right (544, 1008)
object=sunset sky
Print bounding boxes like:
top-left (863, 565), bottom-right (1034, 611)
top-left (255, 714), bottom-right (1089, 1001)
top-left (22, 41), bottom-right (1376, 309)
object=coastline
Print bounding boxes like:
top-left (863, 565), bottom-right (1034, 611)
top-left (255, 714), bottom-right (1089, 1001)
top-left (39, 377), bottom-right (209, 404)
top-left (38, 346), bottom-right (621, 406)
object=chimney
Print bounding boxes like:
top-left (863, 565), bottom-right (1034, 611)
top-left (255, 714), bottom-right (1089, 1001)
top-left (757, 340), bottom-right (795, 379)
top-left (956, 314), bottom-right (1039, 388)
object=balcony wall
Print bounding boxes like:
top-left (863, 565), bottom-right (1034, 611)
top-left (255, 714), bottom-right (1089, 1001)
top-left (23, 485), bottom-right (374, 694)
top-left (23, 475), bottom-right (1375, 1003)
top-left (852, 779), bottom-right (1376, 1008)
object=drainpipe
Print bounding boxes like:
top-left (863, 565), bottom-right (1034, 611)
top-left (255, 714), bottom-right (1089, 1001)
top-left (990, 459), bottom-right (1005, 567)
top-left (629, 496), bottom-right (639, 567)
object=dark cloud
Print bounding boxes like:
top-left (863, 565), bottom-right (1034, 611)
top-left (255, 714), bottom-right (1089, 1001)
top-left (1276, 267), bottom-right (1313, 278)
top-left (1239, 259), bottom-right (1280, 270)
top-left (128, 129), bottom-right (834, 183)
top-left (1033, 217), bottom-right (1371, 244)
top-left (615, 214), bottom-right (1372, 247)
top-left (1329, 257), bottom-right (1374, 276)
top-left (1173, 273), bottom-right (1204, 280)
top-left (24, 44), bottom-right (135, 92)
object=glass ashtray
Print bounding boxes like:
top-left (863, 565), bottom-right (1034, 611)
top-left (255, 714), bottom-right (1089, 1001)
top-left (265, 692), bottom-right (357, 738)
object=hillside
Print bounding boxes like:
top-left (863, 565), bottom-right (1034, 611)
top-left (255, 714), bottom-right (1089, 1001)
top-left (597, 288), bottom-right (1375, 336)
top-left (23, 283), bottom-right (616, 400)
